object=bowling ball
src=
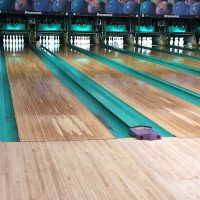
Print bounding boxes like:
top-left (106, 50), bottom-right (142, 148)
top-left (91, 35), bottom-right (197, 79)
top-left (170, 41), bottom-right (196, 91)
top-left (156, 1), bottom-right (171, 14)
top-left (15, 0), bottom-right (28, 11)
top-left (0, 0), bottom-right (12, 10)
top-left (53, 0), bottom-right (70, 11)
top-left (173, 1), bottom-right (190, 15)
top-left (185, 0), bottom-right (195, 6)
top-left (152, 0), bottom-right (164, 6)
top-left (105, 0), bottom-right (123, 14)
top-left (34, 0), bottom-right (52, 11)
top-left (88, 0), bottom-right (103, 13)
top-left (119, 0), bottom-right (136, 5)
top-left (141, 0), bottom-right (152, 3)
top-left (85, 0), bottom-right (94, 3)
top-left (133, 0), bottom-right (141, 4)
top-left (167, 0), bottom-right (174, 5)
top-left (71, 0), bottom-right (88, 12)
top-left (189, 2), bottom-right (200, 15)
top-left (123, 1), bottom-right (139, 14)
top-left (140, 1), bottom-right (156, 14)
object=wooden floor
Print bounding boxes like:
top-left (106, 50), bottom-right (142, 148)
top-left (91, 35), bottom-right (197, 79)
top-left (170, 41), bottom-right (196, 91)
top-left (56, 47), bottom-right (200, 137)
top-left (2, 138), bottom-right (200, 200)
top-left (132, 47), bottom-right (200, 69)
top-left (2, 47), bottom-right (200, 200)
top-left (91, 46), bottom-right (200, 94)
top-left (5, 49), bottom-right (113, 142)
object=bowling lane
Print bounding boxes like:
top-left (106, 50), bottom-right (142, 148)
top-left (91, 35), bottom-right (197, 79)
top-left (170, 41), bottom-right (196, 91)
top-left (127, 46), bottom-right (200, 69)
top-left (90, 46), bottom-right (200, 94)
top-left (5, 48), bottom-right (113, 142)
top-left (55, 46), bottom-right (200, 137)
top-left (155, 46), bottom-right (200, 57)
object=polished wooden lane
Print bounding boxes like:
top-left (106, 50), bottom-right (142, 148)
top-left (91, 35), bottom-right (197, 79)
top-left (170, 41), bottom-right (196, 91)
top-left (90, 46), bottom-right (200, 94)
top-left (129, 46), bottom-right (200, 69)
top-left (56, 47), bottom-right (200, 137)
top-left (156, 46), bottom-right (200, 57)
top-left (2, 138), bottom-right (200, 200)
top-left (5, 48), bottom-right (113, 141)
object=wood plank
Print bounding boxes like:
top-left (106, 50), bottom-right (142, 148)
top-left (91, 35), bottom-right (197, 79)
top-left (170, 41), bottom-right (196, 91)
top-left (57, 47), bottom-right (200, 137)
top-left (5, 48), bottom-right (113, 141)
top-left (91, 46), bottom-right (200, 94)
top-left (1, 138), bottom-right (200, 200)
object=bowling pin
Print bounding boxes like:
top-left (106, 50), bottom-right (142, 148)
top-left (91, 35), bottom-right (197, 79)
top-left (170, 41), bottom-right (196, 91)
top-left (138, 37), bottom-right (141, 45)
top-left (79, 36), bottom-right (82, 45)
top-left (49, 36), bottom-right (51, 45)
top-left (134, 37), bottom-right (136, 45)
top-left (44, 36), bottom-right (46, 44)
top-left (6, 35), bottom-right (8, 43)
top-left (49, 36), bottom-right (52, 45)
top-left (58, 36), bottom-right (60, 45)
top-left (170, 37), bottom-right (173, 46)
top-left (142, 37), bottom-right (144, 45)
top-left (52, 36), bottom-right (54, 44)
top-left (108, 36), bottom-right (111, 45)
top-left (20, 35), bottom-right (22, 44)
top-left (13, 35), bottom-right (15, 44)
top-left (22, 35), bottom-right (24, 44)
top-left (10, 35), bottom-right (12, 44)
top-left (3, 36), bottom-right (6, 49)
top-left (70, 36), bottom-right (73, 44)
top-left (86, 36), bottom-right (88, 45)
top-left (174, 37), bottom-right (179, 46)
top-left (16, 35), bottom-right (19, 44)
top-left (179, 37), bottom-right (184, 47)
top-left (145, 37), bottom-right (148, 46)
top-left (104, 37), bottom-right (107, 45)
top-left (77, 36), bottom-right (79, 45)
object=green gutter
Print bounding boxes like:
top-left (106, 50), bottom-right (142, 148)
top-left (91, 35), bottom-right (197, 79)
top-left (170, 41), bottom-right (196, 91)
top-left (0, 48), bottom-right (18, 142)
top-left (137, 45), bottom-right (200, 62)
top-left (31, 46), bottom-right (129, 138)
top-left (107, 45), bottom-right (200, 77)
top-left (32, 45), bottom-right (173, 137)
top-left (72, 45), bottom-right (200, 107)
top-left (169, 45), bottom-right (200, 53)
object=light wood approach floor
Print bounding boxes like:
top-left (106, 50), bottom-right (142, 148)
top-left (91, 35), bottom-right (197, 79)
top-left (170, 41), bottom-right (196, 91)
top-left (91, 46), bottom-right (200, 94)
top-left (1, 138), bottom-right (200, 200)
top-left (56, 47), bottom-right (200, 137)
top-left (131, 47), bottom-right (200, 69)
top-left (5, 49), bottom-right (113, 142)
